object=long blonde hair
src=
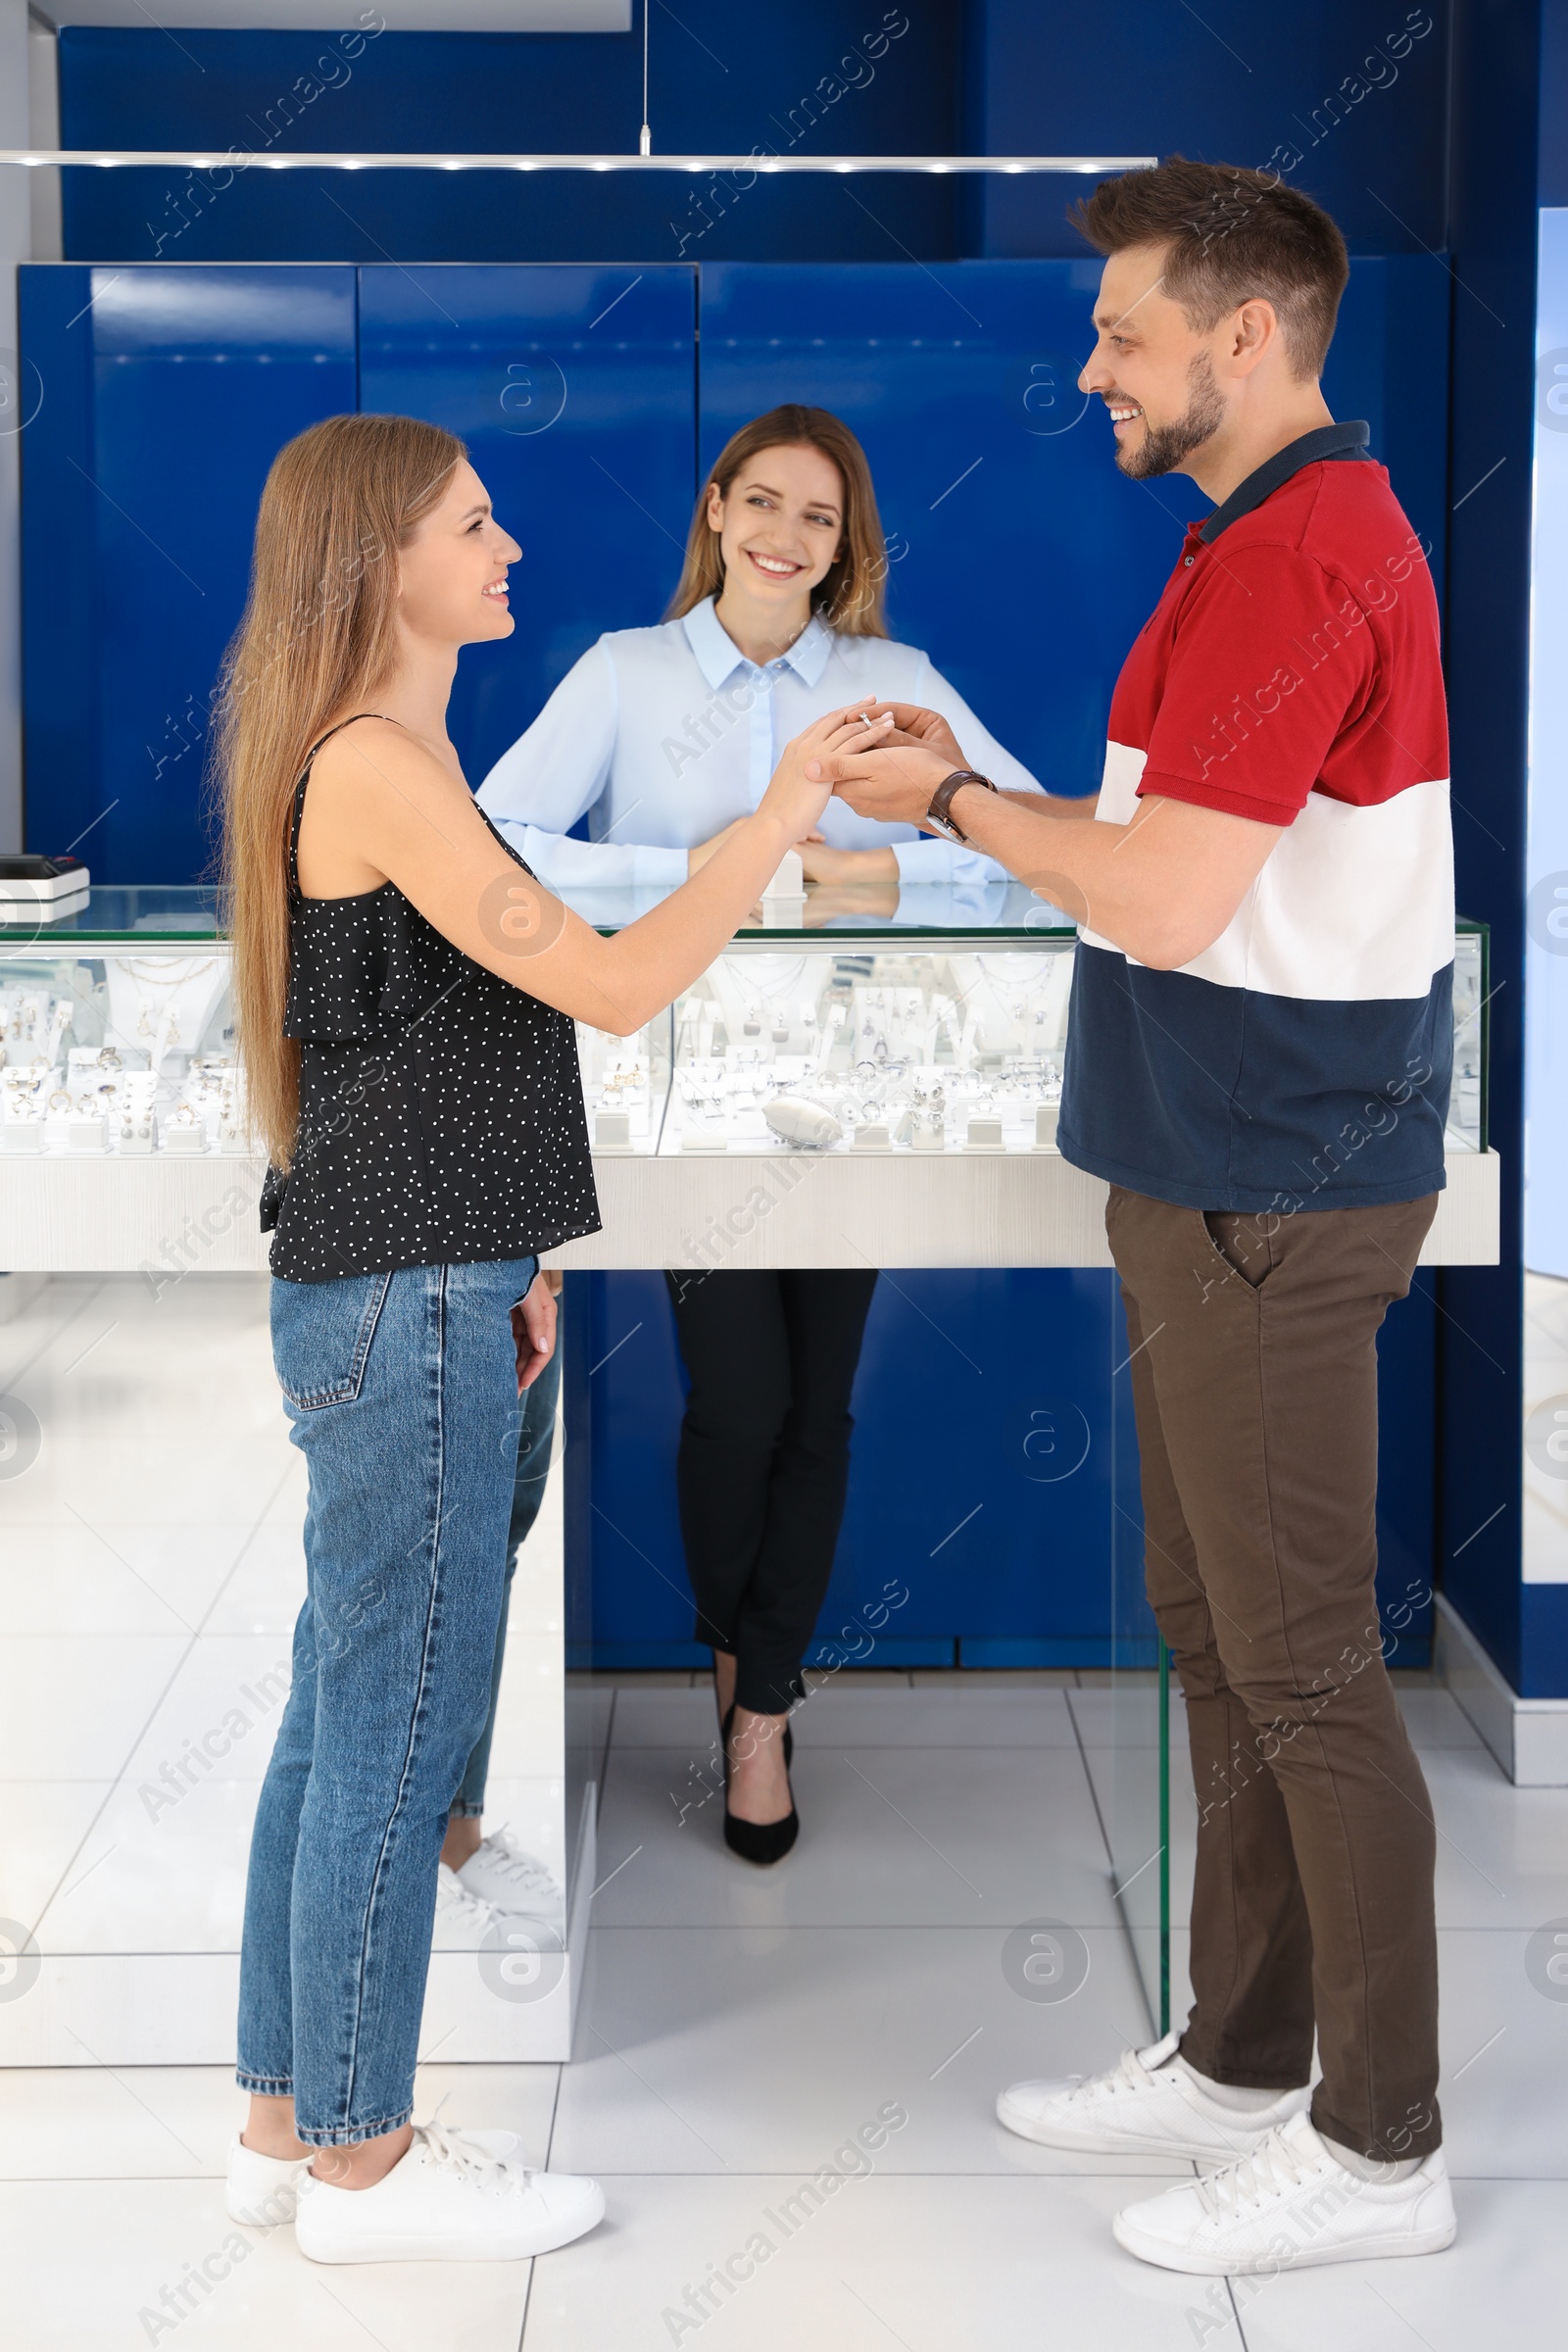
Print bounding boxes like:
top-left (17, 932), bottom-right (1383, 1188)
top-left (665, 405), bottom-right (890, 637)
top-left (214, 414), bottom-right (466, 1170)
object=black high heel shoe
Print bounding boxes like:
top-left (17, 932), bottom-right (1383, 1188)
top-left (720, 1703), bottom-right (799, 1866)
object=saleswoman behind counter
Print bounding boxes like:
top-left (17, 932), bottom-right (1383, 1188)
top-left (477, 404), bottom-right (1042, 1863)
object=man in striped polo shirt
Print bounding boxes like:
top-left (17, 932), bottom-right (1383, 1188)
top-left (819, 158), bottom-right (1457, 2276)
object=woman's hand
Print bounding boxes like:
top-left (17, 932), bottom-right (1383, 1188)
top-left (687, 817), bottom-right (749, 879)
top-left (803, 877), bottom-right (901, 925)
top-left (511, 1269), bottom-right (559, 1395)
top-left (759, 705), bottom-right (895, 843)
top-left (808, 738), bottom-right (956, 830)
top-left (796, 836), bottom-right (899, 884)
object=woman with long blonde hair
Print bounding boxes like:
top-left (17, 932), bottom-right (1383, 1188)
top-left (477, 406), bottom-right (1040, 1865)
top-left (217, 413), bottom-right (889, 2265)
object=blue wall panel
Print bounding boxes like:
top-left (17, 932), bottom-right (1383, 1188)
top-left (1322, 259), bottom-right (1452, 608)
top-left (356, 265), bottom-right (697, 788)
top-left (961, 0), bottom-right (1450, 258)
top-left (57, 13), bottom-right (963, 267)
top-left (22, 266), bottom-right (357, 881)
top-left (697, 258), bottom-right (1448, 800)
top-left (21, 262), bottom-right (695, 880)
top-left (54, 6), bottom-right (1451, 269)
top-left (701, 257), bottom-right (1204, 799)
top-left (1437, 0), bottom-right (1542, 1690)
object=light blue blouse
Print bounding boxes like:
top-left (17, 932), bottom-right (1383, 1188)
top-left (475, 595), bottom-right (1042, 890)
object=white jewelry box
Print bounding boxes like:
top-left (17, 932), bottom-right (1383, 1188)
top-left (159, 1110), bottom-right (208, 1154)
top-left (594, 1109), bottom-right (634, 1154)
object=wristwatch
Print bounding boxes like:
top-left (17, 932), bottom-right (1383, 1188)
top-left (926, 767), bottom-right (998, 843)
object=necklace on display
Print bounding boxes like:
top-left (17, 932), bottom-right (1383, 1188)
top-left (105, 957), bottom-right (226, 1075)
top-left (724, 954), bottom-right (809, 1043)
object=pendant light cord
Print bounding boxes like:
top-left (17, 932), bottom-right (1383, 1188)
top-left (639, 0), bottom-right (652, 154)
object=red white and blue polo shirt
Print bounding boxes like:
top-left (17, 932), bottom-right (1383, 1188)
top-left (1057, 420), bottom-right (1454, 1214)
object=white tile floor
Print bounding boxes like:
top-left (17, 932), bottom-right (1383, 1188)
top-left (3, 1276), bottom-right (1567, 2347)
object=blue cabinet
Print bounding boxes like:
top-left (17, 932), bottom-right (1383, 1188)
top-left (567, 1265), bottom-right (1155, 1671)
top-left (21, 266), bottom-right (358, 881)
top-left (356, 266), bottom-right (697, 789)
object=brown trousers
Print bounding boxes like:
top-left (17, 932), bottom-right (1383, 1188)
top-left (1106, 1184), bottom-right (1442, 2163)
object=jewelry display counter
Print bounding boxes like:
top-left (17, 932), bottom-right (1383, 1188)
top-left (0, 883), bottom-right (1499, 2065)
top-left (0, 884), bottom-right (1499, 1273)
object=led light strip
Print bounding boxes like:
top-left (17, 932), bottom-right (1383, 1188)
top-left (0, 150), bottom-right (1155, 175)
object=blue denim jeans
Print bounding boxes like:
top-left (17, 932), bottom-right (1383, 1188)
top-left (237, 1255), bottom-right (537, 2145)
top-left (452, 1340), bottom-right (562, 1818)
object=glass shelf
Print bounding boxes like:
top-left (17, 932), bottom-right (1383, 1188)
top-left (0, 877), bottom-right (1077, 945)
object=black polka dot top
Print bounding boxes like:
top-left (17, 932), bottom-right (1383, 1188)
top-left (261, 717), bottom-right (602, 1283)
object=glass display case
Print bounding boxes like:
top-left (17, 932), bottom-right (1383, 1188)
top-left (565, 885), bottom-right (1491, 1163)
top-left (0, 889), bottom-right (240, 1160)
top-left (1450, 922), bottom-right (1488, 1155)
top-left (0, 883), bottom-right (1492, 1163)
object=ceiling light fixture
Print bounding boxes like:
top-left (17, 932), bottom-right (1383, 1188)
top-left (0, 150), bottom-right (1154, 175)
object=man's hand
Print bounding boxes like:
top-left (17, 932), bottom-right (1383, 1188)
top-left (807, 741), bottom-right (956, 831)
top-left (512, 1271), bottom-right (558, 1394)
top-left (860, 702), bottom-right (969, 768)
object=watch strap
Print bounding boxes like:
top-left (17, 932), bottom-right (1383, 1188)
top-left (926, 767), bottom-right (998, 844)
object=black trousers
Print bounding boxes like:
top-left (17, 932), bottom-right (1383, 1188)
top-left (664, 1266), bottom-right (879, 1715)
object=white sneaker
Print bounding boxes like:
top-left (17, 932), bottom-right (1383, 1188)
top-left (294, 2121), bottom-right (605, 2264)
top-left (1112, 2109), bottom-right (1457, 2274)
top-left (997, 2032), bottom-right (1310, 2162)
top-left (226, 2123), bottom-right (523, 2226)
top-left (432, 1862), bottom-right (520, 1950)
top-left (457, 1827), bottom-right (563, 1919)
top-left (225, 2135), bottom-right (313, 2227)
